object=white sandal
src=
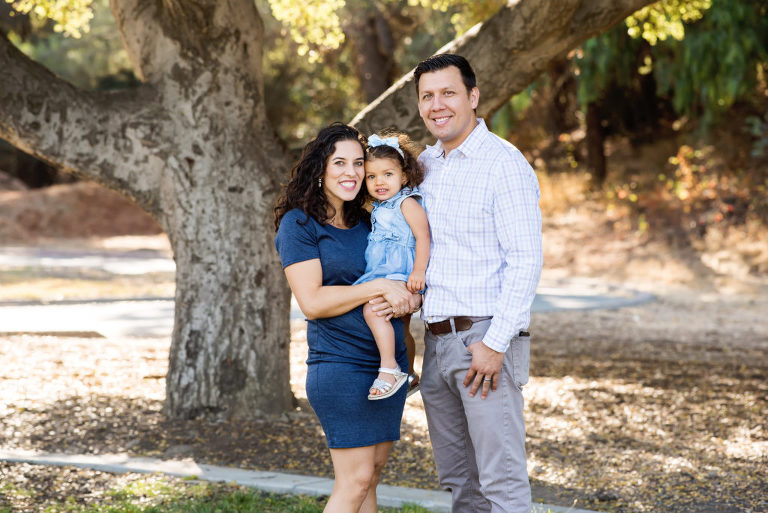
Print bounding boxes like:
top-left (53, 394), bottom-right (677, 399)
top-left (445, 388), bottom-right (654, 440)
top-left (368, 367), bottom-right (408, 401)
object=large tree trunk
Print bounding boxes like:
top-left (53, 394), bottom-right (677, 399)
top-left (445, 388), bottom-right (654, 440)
top-left (0, 0), bottom-right (293, 419)
top-left (110, 0), bottom-right (293, 419)
top-left (352, 0), bottom-right (656, 143)
top-left (166, 181), bottom-right (292, 419)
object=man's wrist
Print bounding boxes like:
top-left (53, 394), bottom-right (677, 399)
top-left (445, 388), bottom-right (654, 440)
top-left (482, 332), bottom-right (509, 353)
top-left (481, 340), bottom-right (505, 355)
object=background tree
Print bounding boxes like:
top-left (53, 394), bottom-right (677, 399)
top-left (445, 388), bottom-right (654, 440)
top-left (573, 0), bottom-right (768, 185)
top-left (0, 0), bottom-right (657, 420)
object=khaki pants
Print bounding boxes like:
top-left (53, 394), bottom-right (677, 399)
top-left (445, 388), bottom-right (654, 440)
top-left (421, 317), bottom-right (531, 513)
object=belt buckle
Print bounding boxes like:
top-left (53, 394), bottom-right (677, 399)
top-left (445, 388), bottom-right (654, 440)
top-left (426, 318), bottom-right (450, 335)
top-left (453, 316), bottom-right (473, 332)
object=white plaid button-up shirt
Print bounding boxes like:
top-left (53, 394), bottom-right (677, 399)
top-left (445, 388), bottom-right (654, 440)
top-left (419, 119), bottom-right (542, 352)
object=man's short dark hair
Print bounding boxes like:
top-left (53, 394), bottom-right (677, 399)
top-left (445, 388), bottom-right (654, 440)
top-left (414, 54), bottom-right (477, 94)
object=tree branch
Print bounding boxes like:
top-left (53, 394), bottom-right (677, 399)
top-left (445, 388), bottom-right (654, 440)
top-left (0, 32), bottom-right (165, 213)
top-left (351, 0), bottom-right (657, 142)
top-left (110, 0), bottom-right (265, 88)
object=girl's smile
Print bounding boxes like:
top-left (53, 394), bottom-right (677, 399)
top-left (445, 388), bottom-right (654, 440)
top-left (365, 157), bottom-right (407, 201)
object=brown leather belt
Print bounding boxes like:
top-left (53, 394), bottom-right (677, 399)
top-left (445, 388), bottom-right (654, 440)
top-left (426, 316), bottom-right (530, 337)
top-left (426, 316), bottom-right (479, 335)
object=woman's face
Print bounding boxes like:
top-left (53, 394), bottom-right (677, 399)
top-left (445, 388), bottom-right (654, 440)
top-left (323, 139), bottom-right (365, 212)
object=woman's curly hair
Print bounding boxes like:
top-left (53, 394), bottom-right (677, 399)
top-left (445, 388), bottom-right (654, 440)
top-left (274, 122), bottom-right (368, 231)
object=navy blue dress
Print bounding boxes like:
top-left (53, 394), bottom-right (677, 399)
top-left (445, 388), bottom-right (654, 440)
top-left (275, 208), bottom-right (407, 448)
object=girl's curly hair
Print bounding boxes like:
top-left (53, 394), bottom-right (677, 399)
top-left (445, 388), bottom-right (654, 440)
top-left (274, 122), bottom-right (368, 231)
top-left (365, 131), bottom-right (424, 189)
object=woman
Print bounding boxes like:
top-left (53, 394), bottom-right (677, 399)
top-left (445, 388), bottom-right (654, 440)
top-left (274, 122), bottom-right (417, 513)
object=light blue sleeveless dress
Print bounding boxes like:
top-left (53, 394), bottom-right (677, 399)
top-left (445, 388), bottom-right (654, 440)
top-left (354, 187), bottom-right (423, 284)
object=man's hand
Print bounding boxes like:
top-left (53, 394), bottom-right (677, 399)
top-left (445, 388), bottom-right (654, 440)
top-left (463, 341), bottom-right (505, 399)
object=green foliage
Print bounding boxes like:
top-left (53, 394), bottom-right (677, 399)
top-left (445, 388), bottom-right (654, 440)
top-left (407, 0), bottom-right (504, 33)
top-left (6, 0), bottom-right (93, 38)
top-left (655, 0), bottom-right (768, 124)
top-left (265, 0), bottom-right (503, 66)
top-left (575, 27), bottom-right (645, 106)
top-left (389, 4), bottom-right (457, 73)
top-left (490, 80), bottom-right (539, 139)
top-left (8, 0), bottom-right (134, 90)
top-left (625, 0), bottom-right (711, 45)
top-left (258, 0), bottom-right (364, 144)
top-left (745, 108), bottom-right (768, 157)
top-left (575, 0), bottom-right (713, 106)
top-left (576, 0), bottom-right (768, 127)
top-left (260, 0), bottom-right (466, 143)
top-left (267, 0), bottom-right (345, 63)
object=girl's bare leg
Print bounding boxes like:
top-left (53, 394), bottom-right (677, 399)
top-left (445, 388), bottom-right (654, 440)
top-left (362, 302), bottom-right (398, 395)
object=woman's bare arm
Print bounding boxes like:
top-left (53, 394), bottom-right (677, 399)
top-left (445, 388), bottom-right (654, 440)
top-left (284, 259), bottom-right (412, 320)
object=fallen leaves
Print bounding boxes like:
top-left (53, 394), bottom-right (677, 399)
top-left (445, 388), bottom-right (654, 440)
top-left (1, 289), bottom-right (767, 512)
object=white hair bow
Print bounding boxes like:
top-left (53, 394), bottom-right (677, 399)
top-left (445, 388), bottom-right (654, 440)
top-left (368, 134), bottom-right (404, 158)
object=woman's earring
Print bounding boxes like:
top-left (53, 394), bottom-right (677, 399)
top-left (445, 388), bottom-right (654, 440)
top-left (318, 177), bottom-right (323, 188)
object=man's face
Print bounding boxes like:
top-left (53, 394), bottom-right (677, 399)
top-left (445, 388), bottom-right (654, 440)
top-left (417, 66), bottom-right (479, 153)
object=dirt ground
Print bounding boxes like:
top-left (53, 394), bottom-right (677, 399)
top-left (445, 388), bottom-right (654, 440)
top-left (0, 180), bottom-right (162, 243)
top-left (1, 181), bottom-right (767, 512)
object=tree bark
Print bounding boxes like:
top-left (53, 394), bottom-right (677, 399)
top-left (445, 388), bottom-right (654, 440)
top-left (351, 0), bottom-right (657, 143)
top-left (346, 7), bottom-right (398, 103)
top-left (0, 0), bottom-right (293, 419)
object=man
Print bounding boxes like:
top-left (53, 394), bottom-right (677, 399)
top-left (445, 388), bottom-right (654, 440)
top-left (415, 53), bottom-right (543, 512)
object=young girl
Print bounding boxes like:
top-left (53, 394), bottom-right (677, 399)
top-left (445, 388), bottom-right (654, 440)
top-left (354, 132), bottom-right (430, 400)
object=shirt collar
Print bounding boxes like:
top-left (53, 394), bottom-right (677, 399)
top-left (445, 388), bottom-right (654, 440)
top-left (423, 118), bottom-right (488, 159)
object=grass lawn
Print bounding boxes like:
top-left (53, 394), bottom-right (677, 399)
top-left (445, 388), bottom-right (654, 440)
top-left (0, 467), bottom-right (433, 513)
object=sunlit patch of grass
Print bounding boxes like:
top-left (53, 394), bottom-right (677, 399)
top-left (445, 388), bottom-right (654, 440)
top-left (22, 473), bottom-right (435, 513)
top-left (0, 480), bottom-right (35, 512)
top-left (0, 480), bottom-right (35, 502)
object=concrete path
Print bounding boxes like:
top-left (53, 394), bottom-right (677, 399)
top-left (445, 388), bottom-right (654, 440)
top-left (0, 245), bottom-right (175, 275)
top-left (0, 449), bottom-right (601, 513)
top-left (0, 298), bottom-right (175, 338)
top-left (0, 246), bottom-right (653, 338)
top-left (0, 281), bottom-right (654, 339)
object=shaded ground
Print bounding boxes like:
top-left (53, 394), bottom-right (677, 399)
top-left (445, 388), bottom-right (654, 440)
top-left (0, 462), bottom-right (336, 512)
top-left (1, 286), bottom-right (767, 512)
top-left (0, 461), bottom-right (197, 511)
top-left (1, 181), bottom-right (767, 512)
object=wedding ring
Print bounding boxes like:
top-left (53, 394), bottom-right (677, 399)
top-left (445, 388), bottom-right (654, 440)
top-left (483, 377), bottom-right (492, 382)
